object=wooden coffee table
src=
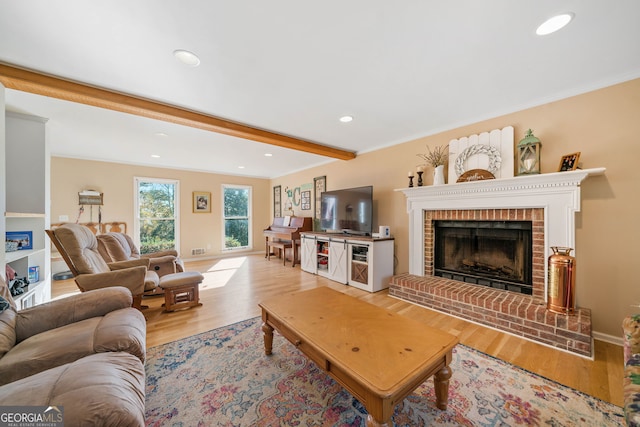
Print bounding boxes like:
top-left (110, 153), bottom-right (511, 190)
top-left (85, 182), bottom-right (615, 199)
top-left (259, 287), bottom-right (459, 427)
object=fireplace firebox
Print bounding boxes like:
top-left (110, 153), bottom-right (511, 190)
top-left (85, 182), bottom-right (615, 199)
top-left (434, 220), bottom-right (533, 294)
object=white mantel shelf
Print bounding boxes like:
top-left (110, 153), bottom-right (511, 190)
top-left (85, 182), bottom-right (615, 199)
top-left (395, 167), bottom-right (606, 277)
top-left (395, 167), bottom-right (606, 203)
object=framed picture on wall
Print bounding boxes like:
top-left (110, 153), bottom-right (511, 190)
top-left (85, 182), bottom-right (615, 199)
top-left (273, 185), bottom-right (282, 218)
top-left (313, 176), bottom-right (326, 228)
top-left (193, 191), bottom-right (211, 213)
top-left (6, 231), bottom-right (33, 251)
top-left (301, 190), bottom-right (311, 210)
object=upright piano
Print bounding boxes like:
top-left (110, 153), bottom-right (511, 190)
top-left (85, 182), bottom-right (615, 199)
top-left (263, 216), bottom-right (313, 266)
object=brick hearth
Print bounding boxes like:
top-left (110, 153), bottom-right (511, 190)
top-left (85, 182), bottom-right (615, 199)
top-left (389, 273), bottom-right (592, 357)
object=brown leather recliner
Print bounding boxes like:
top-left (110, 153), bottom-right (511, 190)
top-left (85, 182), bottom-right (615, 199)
top-left (0, 279), bottom-right (146, 385)
top-left (46, 224), bottom-right (149, 308)
top-left (0, 279), bottom-right (146, 425)
top-left (97, 232), bottom-right (184, 277)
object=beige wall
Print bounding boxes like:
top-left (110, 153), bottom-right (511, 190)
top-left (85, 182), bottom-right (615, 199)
top-left (272, 78), bottom-right (640, 339)
top-left (51, 158), bottom-right (270, 257)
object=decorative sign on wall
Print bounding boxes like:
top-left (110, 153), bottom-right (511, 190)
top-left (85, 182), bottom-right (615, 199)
top-left (313, 176), bottom-right (326, 230)
top-left (448, 126), bottom-right (514, 183)
top-left (273, 185), bottom-right (281, 218)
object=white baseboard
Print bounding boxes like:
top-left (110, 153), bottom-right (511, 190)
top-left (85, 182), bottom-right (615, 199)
top-left (592, 330), bottom-right (623, 347)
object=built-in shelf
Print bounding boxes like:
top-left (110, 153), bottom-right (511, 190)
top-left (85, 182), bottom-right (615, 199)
top-left (5, 248), bottom-right (45, 263)
top-left (5, 212), bottom-right (46, 218)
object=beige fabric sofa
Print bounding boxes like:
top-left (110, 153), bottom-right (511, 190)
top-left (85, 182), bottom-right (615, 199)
top-left (0, 279), bottom-right (146, 425)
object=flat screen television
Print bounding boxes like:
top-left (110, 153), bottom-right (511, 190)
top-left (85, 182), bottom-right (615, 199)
top-left (320, 185), bottom-right (373, 235)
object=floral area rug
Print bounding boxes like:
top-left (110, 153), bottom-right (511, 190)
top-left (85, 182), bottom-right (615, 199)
top-left (145, 317), bottom-right (624, 426)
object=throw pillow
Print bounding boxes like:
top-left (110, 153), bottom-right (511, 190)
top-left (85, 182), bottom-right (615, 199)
top-left (0, 296), bottom-right (10, 313)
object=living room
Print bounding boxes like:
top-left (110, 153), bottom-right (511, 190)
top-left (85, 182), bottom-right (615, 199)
top-left (2, 2), bottom-right (640, 425)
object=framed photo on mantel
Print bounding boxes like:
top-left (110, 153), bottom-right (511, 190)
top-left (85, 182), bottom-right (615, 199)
top-left (558, 152), bottom-right (581, 172)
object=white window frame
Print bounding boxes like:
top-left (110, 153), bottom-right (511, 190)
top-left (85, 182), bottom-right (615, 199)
top-left (221, 184), bottom-right (252, 251)
top-left (133, 177), bottom-right (180, 253)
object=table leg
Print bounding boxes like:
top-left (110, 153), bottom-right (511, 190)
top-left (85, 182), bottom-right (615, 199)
top-left (292, 241), bottom-right (297, 267)
top-left (434, 365), bottom-right (453, 410)
top-left (262, 322), bottom-right (274, 355)
top-left (366, 414), bottom-right (391, 427)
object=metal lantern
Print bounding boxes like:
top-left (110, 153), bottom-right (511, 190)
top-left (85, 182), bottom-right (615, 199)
top-left (517, 129), bottom-right (541, 175)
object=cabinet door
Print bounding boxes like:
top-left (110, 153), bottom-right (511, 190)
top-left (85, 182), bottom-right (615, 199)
top-left (348, 243), bottom-right (371, 289)
top-left (328, 240), bottom-right (348, 284)
top-left (300, 236), bottom-right (317, 274)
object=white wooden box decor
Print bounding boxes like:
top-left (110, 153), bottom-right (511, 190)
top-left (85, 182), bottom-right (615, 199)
top-left (448, 126), bottom-right (514, 183)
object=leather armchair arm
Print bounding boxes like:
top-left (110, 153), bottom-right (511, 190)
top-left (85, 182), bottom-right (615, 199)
top-left (141, 249), bottom-right (178, 258)
top-left (107, 258), bottom-right (150, 270)
top-left (15, 287), bottom-right (133, 343)
top-left (74, 266), bottom-right (146, 295)
top-left (148, 255), bottom-right (176, 264)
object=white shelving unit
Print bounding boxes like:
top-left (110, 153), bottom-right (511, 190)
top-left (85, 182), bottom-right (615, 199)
top-left (301, 232), bottom-right (394, 292)
top-left (5, 213), bottom-right (50, 309)
top-left (3, 111), bottom-right (51, 309)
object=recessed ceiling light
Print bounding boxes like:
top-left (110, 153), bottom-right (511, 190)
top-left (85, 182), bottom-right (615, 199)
top-left (264, 153), bottom-right (273, 157)
top-left (154, 132), bottom-right (168, 137)
top-left (238, 166), bottom-right (245, 169)
top-left (339, 115), bottom-right (354, 123)
top-left (173, 49), bottom-right (201, 67)
top-left (536, 13), bottom-right (574, 36)
top-left (151, 154), bottom-right (161, 158)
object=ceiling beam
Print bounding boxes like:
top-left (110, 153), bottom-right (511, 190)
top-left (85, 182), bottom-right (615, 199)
top-left (0, 63), bottom-right (356, 161)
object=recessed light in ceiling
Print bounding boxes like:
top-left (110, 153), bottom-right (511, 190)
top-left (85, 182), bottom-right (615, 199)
top-left (264, 153), bottom-right (273, 157)
top-left (339, 115), bottom-right (354, 123)
top-left (238, 166), bottom-right (245, 169)
top-left (536, 13), bottom-right (574, 36)
top-left (173, 49), bottom-right (201, 67)
top-left (154, 132), bottom-right (168, 137)
top-left (151, 154), bottom-right (161, 158)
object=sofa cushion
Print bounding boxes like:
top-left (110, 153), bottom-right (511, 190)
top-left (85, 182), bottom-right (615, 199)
top-left (0, 296), bottom-right (11, 313)
top-left (0, 352), bottom-right (145, 426)
top-left (0, 317), bottom-right (101, 385)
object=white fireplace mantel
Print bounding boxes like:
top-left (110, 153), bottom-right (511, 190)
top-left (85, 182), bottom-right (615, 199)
top-left (395, 167), bottom-right (606, 277)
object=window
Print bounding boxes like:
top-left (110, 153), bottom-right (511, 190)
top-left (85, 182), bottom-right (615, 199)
top-left (222, 184), bottom-right (251, 250)
top-left (134, 177), bottom-right (179, 254)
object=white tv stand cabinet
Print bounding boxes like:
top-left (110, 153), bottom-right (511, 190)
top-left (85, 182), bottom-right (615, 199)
top-left (300, 232), bottom-right (394, 292)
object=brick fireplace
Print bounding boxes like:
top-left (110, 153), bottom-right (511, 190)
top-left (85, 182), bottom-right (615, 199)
top-left (392, 168), bottom-right (605, 358)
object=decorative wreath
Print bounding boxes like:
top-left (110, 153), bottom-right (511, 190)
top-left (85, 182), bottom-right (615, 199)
top-left (454, 144), bottom-right (502, 177)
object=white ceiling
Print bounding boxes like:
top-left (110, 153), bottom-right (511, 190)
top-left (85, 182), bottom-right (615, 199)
top-left (1, 1), bottom-right (639, 179)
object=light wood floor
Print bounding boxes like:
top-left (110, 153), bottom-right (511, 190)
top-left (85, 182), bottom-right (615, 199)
top-left (51, 254), bottom-right (624, 407)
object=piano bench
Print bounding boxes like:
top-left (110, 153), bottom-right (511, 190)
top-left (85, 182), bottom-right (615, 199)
top-left (268, 240), bottom-right (293, 266)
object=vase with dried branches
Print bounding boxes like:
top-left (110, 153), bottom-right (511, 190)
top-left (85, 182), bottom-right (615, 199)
top-left (417, 144), bottom-right (448, 185)
top-left (417, 144), bottom-right (448, 168)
